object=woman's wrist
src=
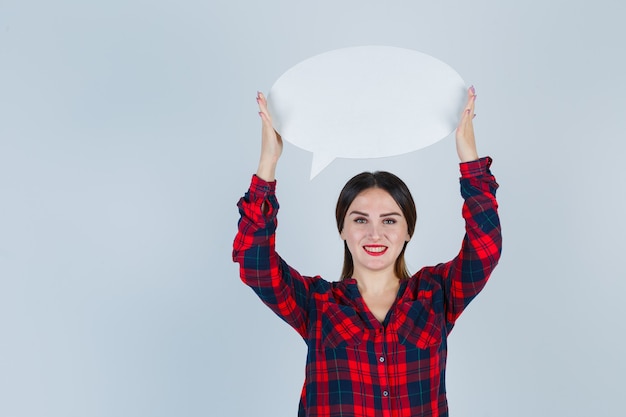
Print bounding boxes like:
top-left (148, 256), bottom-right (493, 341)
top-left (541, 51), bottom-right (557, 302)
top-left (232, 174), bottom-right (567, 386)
top-left (256, 159), bottom-right (278, 182)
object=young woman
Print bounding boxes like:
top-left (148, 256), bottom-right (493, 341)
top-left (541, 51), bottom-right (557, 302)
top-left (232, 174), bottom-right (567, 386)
top-left (233, 88), bottom-right (502, 417)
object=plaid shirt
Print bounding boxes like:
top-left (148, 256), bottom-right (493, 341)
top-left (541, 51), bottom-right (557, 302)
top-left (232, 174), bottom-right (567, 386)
top-left (233, 157), bottom-right (502, 417)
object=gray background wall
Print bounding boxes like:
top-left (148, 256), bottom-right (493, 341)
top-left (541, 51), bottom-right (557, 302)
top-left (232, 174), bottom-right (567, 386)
top-left (1, 1), bottom-right (624, 416)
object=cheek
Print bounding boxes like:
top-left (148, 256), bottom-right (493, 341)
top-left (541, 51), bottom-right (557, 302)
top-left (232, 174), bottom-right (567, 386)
top-left (390, 229), bottom-right (410, 244)
top-left (340, 228), bottom-right (351, 243)
top-left (344, 231), bottom-right (359, 244)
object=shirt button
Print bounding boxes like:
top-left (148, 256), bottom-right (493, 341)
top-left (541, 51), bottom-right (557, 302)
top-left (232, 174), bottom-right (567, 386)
top-left (383, 390), bottom-right (389, 397)
top-left (379, 356), bottom-right (385, 363)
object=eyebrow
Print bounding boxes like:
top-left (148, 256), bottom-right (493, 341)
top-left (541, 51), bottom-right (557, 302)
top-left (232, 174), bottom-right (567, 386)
top-left (348, 210), bottom-right (402, 217)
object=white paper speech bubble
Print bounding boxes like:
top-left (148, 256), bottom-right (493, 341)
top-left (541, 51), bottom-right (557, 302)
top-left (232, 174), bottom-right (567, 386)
top-left (267, 46), bottom-right (467, 179)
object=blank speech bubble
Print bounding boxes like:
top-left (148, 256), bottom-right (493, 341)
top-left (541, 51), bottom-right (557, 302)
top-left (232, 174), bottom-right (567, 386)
top-left (267, 46), bottom-right (467, 179)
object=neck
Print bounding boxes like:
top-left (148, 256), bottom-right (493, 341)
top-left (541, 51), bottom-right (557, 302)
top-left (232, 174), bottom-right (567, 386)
top-left (353, 268), bottom-right (399, 295)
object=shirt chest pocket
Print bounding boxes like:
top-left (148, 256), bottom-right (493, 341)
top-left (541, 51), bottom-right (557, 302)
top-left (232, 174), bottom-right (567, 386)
top-left (395, 290), bottom-right (443, 350)
top-left (321, 302), bottom-right (364, 349)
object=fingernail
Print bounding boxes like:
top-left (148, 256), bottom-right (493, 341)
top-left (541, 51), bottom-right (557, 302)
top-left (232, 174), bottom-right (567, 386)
top-left (469, 85), bottom-right (475, 94)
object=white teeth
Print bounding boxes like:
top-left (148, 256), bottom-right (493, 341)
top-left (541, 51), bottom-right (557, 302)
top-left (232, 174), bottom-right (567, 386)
top-left (364, 246), bottom-right (386, 253)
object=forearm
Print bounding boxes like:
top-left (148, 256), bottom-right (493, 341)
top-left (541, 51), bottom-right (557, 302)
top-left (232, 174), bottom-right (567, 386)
top-left (444, 157), bottom-right (502, 324)
top-left (232, 175), bottom-right (310, 337)
top-left (256, 157), bottom-right (278, 182)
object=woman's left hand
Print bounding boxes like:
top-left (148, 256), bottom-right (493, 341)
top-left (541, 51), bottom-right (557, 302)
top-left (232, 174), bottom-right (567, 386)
top-left (455, 86), bottom-right (479, 162)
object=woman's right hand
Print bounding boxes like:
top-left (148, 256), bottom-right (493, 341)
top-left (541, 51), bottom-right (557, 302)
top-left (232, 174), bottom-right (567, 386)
top-left (256, 91), bottom-right (283, 182)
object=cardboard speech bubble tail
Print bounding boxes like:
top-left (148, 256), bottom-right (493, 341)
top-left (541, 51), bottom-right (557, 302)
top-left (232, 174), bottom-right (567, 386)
top-left (310, 153), bottom-right (335, 180)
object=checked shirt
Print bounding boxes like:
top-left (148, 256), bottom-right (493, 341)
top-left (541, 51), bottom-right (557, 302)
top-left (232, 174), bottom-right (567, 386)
top-left (232, 157), bottom-right (502, 417)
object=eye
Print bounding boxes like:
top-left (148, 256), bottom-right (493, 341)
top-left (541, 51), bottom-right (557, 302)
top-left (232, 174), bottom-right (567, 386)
top-left (354, 217), bottom-right (367, 224)
top-left (382, 218), bottom-right (397, 225)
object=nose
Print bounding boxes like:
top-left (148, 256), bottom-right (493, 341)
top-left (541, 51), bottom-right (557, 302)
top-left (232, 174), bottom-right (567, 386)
top-left (367, 223), bottom-right (381, 240)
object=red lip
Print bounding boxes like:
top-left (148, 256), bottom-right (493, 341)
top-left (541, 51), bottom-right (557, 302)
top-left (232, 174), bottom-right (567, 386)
top-left (363, 245), bottom-right (388, 256)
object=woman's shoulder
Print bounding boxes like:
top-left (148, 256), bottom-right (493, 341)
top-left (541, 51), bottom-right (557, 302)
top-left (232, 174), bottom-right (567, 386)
top-left (401, 265), bottom-right (446, 296)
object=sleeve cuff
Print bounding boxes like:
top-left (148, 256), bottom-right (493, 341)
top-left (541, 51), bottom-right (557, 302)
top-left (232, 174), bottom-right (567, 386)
top-left (460, 156), bottom-right (493, 178)
top-left (250, 174), bottom-right (277, 195)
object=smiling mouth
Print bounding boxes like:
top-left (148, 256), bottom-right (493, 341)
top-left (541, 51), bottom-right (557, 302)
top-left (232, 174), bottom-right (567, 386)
top-left (363, 245), bottom-right (388, 256)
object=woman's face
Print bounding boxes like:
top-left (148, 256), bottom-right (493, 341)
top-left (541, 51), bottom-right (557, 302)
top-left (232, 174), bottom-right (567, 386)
top-left (340, 187), bottom-right (410, 279)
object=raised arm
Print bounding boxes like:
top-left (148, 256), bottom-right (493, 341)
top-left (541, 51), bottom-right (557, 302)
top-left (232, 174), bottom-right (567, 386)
top-left (232, 93), bottom-right (313, 339)
top-left (437, 87), bottom-right (502, 328)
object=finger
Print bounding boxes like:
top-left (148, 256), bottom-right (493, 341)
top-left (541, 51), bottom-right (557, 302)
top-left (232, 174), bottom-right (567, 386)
top-left (257, 96), bottom-right (269, 119)
top-left (459, 102), bottom-right (476, 128)
top-left (257, 91), bottom-right (271, 112)
top-left (460, 108), bottom-right (470, 122)
top-left (466, 87), bottom-right (476, 113)
top-left (256, 94), bottom-right (272, 122)
top-left (256, 92), bottom-right (266, 109)
top-left (258, 111), bottom-right (273, 128)
top-left (458, 103), bottom-right (475, 134)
